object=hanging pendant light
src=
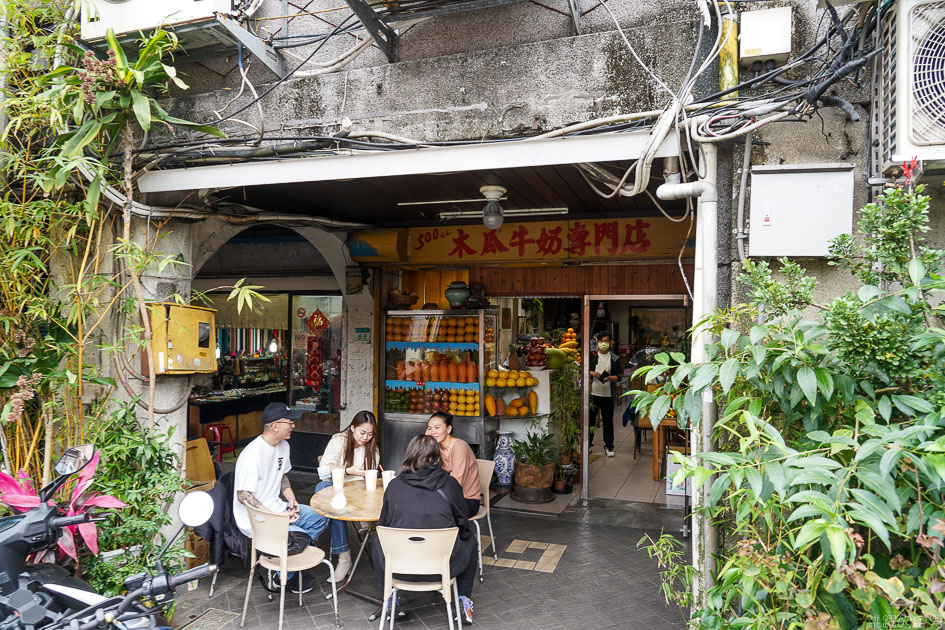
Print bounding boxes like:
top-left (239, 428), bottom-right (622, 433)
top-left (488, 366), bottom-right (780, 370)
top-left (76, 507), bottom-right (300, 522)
top-left (480, 185), bottom-right (506, 230)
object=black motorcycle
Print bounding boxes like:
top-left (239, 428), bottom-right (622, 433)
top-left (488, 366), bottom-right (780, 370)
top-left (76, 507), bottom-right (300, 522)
top-left (0, 444), bottom-right (216, 630)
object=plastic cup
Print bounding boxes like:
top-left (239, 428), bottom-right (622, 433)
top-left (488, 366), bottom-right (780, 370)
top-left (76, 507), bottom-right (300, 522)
top-left (364, 469), bottom-right (378, 491)
top-left (382, 470), bottom-right (395, 490)
top-left (331, 468), bottom-right (345, 492)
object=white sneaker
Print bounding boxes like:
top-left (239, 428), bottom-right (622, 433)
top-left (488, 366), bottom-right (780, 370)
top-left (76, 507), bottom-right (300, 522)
top-left (605, 448), bottom-right (615, 457)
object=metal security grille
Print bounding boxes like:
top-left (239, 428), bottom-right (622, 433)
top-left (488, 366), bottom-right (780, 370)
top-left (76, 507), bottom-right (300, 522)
top-left (911, 1), bottom-right (945, 144)
top-left (880, 7), bottom-right (899, 166)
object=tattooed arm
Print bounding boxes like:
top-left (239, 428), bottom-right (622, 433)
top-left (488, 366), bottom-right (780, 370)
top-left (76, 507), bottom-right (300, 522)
top-left (237, 490), bottom-right (263, 509)
top-left (281, 475), bottom-right (300, 520)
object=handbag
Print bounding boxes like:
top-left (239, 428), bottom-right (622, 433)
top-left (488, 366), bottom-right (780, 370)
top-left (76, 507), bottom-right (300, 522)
top-left (286, 530), bottom-right (312, 555)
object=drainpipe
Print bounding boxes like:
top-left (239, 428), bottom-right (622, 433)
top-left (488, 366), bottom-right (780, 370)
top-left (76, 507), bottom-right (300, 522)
top-left (656, 140), bottom-right (718, 612)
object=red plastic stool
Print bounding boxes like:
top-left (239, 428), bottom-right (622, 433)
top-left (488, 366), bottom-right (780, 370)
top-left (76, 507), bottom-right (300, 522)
top-left (203, 423), bottom-right (236, 462)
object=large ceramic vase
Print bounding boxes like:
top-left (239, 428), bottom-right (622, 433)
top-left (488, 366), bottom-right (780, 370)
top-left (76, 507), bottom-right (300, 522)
top-left (444, 281), bottom-right (471, 309)
top-left (493, 431), bottom-right (515, 486)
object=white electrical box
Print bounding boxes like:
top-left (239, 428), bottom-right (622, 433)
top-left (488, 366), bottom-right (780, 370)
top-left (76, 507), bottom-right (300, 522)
top-left (80, 0), bottom-right (231, 42)
top-left (748, 164), bottom-right (855, 258)
top-left (739, 6), bottom-right (793, 66)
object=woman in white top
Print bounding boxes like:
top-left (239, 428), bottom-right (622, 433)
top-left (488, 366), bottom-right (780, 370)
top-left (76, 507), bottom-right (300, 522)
top-left (315, 410), bottom-right (380, 582)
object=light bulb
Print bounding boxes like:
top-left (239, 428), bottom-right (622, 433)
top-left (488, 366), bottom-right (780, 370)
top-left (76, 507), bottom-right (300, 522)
top-left (482, 199), bottom-right (504, 230)
top-left (269, 338), bottom-right (278, 354)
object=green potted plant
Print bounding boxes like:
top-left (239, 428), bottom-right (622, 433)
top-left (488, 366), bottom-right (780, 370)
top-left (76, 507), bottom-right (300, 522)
top-left (548, 360), bottom-right (581, 464)
top-left (511, 431), bottom-right (556, 503)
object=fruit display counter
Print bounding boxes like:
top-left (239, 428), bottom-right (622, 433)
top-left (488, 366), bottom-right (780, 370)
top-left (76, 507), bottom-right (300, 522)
top-left (379, 309), bottom-right (498, 469)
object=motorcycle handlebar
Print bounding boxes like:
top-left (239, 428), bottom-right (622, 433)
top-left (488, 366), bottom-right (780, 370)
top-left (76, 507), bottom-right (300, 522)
top-left (169, 564), bottom-right (217, 590)
top-left (50, 514), bottom-right (92, 529)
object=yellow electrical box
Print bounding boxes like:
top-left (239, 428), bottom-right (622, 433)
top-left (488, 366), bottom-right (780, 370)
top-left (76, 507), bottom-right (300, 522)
top-left (149, 303), bottom-right (218, 374)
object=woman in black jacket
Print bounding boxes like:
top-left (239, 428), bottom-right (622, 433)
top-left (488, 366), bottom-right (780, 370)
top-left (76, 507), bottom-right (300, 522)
top-left (371, 435), bottom-right (478, 624)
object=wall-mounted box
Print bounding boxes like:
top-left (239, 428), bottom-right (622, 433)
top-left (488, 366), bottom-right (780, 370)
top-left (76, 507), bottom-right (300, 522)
top-left (748, 164), bottom-right (855, 257)
top-left (739, 6), bottom-right (793, 65)
top-left (150, 303), bottom-right (218, 375)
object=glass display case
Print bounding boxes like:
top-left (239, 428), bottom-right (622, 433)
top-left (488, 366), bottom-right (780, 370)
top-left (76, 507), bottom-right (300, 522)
top-left (289, 295), bottom-right (343, 414)
top-left (380, 309), bottom-right (498, 468)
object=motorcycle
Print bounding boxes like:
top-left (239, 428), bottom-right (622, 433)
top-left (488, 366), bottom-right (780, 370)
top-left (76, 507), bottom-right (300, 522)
top-left (0, 444), bottom-right (216, 630)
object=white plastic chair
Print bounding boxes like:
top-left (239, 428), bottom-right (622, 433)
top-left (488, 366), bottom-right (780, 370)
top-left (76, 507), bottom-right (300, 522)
top-left (375, 526), bottom-right (461, 630)
top-left (469, 459), bottom-right (497, 582)
top-left (239, 504), bottom-right (339, 630)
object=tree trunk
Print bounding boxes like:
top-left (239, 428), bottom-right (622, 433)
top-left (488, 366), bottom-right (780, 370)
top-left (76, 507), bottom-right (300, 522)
top-left (122, 121), bottom-right (156, 429)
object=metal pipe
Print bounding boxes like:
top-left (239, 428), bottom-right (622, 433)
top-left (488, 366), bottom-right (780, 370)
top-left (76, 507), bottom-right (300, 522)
top-left (735, 132), bottom-right (752, 262)
top-left (718, 5), bottom-right (739, 99)
top-left (656, 140), bottom-right (719, 612)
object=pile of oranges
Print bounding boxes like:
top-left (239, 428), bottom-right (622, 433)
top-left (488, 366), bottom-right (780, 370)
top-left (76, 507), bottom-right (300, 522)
top-left (385, 316), bottom-right (479, 343)
top-left (485, 369), bottom-right (538, 388)
top-left (447, 389), bottom-right (481, 416)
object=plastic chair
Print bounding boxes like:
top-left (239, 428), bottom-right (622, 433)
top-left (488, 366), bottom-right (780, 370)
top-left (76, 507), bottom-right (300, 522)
top-left (239, 505), bottom-right (339, 630)
top-left (203, 423), bottom-right (236, 462)
top-left (375, 527), bottom-right (461, 630)
top-left (469, 459), bottom-right (497, 582)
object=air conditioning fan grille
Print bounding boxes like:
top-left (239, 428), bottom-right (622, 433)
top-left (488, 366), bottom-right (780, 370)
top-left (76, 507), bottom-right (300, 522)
top-left (911, 1), bottom-right (945, 144)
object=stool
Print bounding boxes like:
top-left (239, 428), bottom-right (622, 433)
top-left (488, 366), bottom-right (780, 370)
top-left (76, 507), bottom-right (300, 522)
top-left (203, 423), bottom-right (236, 462)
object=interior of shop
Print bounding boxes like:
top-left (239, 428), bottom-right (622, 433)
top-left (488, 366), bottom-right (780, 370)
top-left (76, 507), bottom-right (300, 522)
top-left (186, 225), bottom-right (346, 471)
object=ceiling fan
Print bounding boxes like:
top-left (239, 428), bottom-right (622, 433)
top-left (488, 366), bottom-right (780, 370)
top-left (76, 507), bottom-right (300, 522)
top-left (396, 185), bottom-right (568, 228)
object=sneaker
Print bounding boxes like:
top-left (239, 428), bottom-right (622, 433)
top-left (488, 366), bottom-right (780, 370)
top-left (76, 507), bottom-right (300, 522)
top-left (605, 448), bottom-right (615, 457)
top-left (275, 574), bottom-right (315, 594)
top-left (458, 596), bottom-right (473, 624)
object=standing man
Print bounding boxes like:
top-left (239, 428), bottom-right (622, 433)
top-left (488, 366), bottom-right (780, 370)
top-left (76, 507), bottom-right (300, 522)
top-left (588, 333), bottom-right (622, 457)
top-left (234, 402), bottom-right (329, 593)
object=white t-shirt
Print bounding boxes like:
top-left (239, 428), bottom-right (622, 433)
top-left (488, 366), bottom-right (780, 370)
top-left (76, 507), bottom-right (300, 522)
top-left (321, 433), bottom-right (379, 481)
top-left (233, 435), bottom-right (292, 537)
top-left (591, 352), bottom-right (613, 398)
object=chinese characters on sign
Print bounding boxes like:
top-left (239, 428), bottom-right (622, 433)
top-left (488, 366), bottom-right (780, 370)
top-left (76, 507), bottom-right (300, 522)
top-left (407, 218), bottom-right (689, 264)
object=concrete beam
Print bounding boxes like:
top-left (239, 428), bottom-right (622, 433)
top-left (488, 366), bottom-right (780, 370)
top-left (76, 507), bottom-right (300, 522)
top-left (138, 128), bottom-right (679, 193)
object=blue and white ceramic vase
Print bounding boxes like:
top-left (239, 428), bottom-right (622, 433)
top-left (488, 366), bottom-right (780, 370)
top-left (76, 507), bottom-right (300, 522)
top-left (494, 431), bottom-right (515, 486)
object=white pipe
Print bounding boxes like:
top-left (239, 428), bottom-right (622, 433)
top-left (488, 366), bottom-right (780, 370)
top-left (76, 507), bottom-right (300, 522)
top-left (656, 139), bottom-right (718, 613)
top-left (735, 131), bottom-right (753, 262)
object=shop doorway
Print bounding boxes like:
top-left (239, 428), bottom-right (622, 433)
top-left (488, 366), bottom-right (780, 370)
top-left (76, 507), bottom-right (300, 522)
top-left (580, 294), bottom-right (689, 506)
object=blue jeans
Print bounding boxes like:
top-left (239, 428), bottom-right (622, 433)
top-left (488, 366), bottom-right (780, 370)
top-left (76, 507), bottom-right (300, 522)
top-left (314, 480), bottom-right (350, 555)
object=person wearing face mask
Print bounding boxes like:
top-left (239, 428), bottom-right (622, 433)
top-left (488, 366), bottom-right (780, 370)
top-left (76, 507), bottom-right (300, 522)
top-left (317, 410), bottom-right (381, 583)
top-left (588, 332), bottom-right (622, 457)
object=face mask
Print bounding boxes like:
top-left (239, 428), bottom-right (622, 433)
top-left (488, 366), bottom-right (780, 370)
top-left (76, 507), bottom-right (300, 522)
top-left (597, 342), bottom-right (610, 352)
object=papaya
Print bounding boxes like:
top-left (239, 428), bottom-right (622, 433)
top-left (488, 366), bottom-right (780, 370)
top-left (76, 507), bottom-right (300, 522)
top-left (448, 360), bottom-right (459, 383)
top-left (405, 361), bottom-right (417, 381)
top-left (484, 394), bottom-right (496, 417)
top-left (466, 360), bottom-right (477, 383)
top-left (430, 363), bottom-right (440, 382)
top-left (528, 390), bottom-right (538, 415)
top-left (421, 361), bottom-right (431, 381)
top-left (395, 360), bottom-right (406, 380)
top-left (545, 348), bottom-right (567, 369)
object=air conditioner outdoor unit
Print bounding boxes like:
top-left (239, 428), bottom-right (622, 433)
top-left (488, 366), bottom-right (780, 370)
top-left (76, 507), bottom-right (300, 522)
top-left (877, 0), bottom-right (945, 172)
top-left (80, 0), bottom-right (232, 42)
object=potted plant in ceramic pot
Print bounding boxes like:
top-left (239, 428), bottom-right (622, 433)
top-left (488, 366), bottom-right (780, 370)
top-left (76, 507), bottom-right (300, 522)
top-left (510, 431), bottom-right (556, 504)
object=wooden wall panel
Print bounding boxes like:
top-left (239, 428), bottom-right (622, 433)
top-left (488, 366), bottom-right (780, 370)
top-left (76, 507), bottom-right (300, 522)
top-left (467, 263), bottom-right (692, 297)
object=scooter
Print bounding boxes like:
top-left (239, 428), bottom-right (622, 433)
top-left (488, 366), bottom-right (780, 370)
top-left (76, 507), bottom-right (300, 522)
top-left (0, 444), bottom-right (216, 630)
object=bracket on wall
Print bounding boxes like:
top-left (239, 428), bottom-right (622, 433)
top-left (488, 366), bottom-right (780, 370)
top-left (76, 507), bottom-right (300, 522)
top-left (344, 0), bottom-right (400, 63)
top-left (568, 0), bottom-right (581, 36)
top-left (215, 14), bottom-right (287, 78)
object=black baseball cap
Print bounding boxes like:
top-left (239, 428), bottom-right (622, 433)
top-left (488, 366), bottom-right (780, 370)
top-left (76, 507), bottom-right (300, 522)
top-left (262, 402), bottom-right (304, 424)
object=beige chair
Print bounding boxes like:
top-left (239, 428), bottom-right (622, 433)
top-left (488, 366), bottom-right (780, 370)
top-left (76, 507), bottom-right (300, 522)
top-left (375, 527), bottom-right (462, 630)
top-left (469, 459), bottom-right (497, 582)
top-left (239, 505), bottom-right (339, 630)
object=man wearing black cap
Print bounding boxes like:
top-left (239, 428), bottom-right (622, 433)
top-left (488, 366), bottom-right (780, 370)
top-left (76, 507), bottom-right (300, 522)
top-left (234, 402), bottom-right (328, 593)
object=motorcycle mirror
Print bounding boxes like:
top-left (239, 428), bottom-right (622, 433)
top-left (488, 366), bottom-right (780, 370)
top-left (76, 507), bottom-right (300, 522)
top-left (178, 490), bottom-right (214, 528)
top-left (54, 444), bottom-right (95, 476)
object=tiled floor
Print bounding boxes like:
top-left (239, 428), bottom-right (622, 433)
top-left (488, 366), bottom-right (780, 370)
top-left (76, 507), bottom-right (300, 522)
top-left (175, 508), bottom-right (689, 630)
top-left (587, 403), bottom-right (686, 507)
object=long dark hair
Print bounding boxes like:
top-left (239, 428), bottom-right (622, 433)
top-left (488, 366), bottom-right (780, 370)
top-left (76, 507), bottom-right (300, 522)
top-left (401, 435), bottom-right (442, 473)
top-left (344, 410), bottom-right (379, 470)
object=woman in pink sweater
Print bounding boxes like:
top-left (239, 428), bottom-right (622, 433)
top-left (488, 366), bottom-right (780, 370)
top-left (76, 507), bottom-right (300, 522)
top-left (426, 411), bottom-right (482, 517)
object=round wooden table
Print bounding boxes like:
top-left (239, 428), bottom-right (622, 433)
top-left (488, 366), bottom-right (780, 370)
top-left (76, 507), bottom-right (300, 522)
top-left (310, 479), bottom-right (384, 521)
top-left (310, 480), bottom-right (386, 607)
